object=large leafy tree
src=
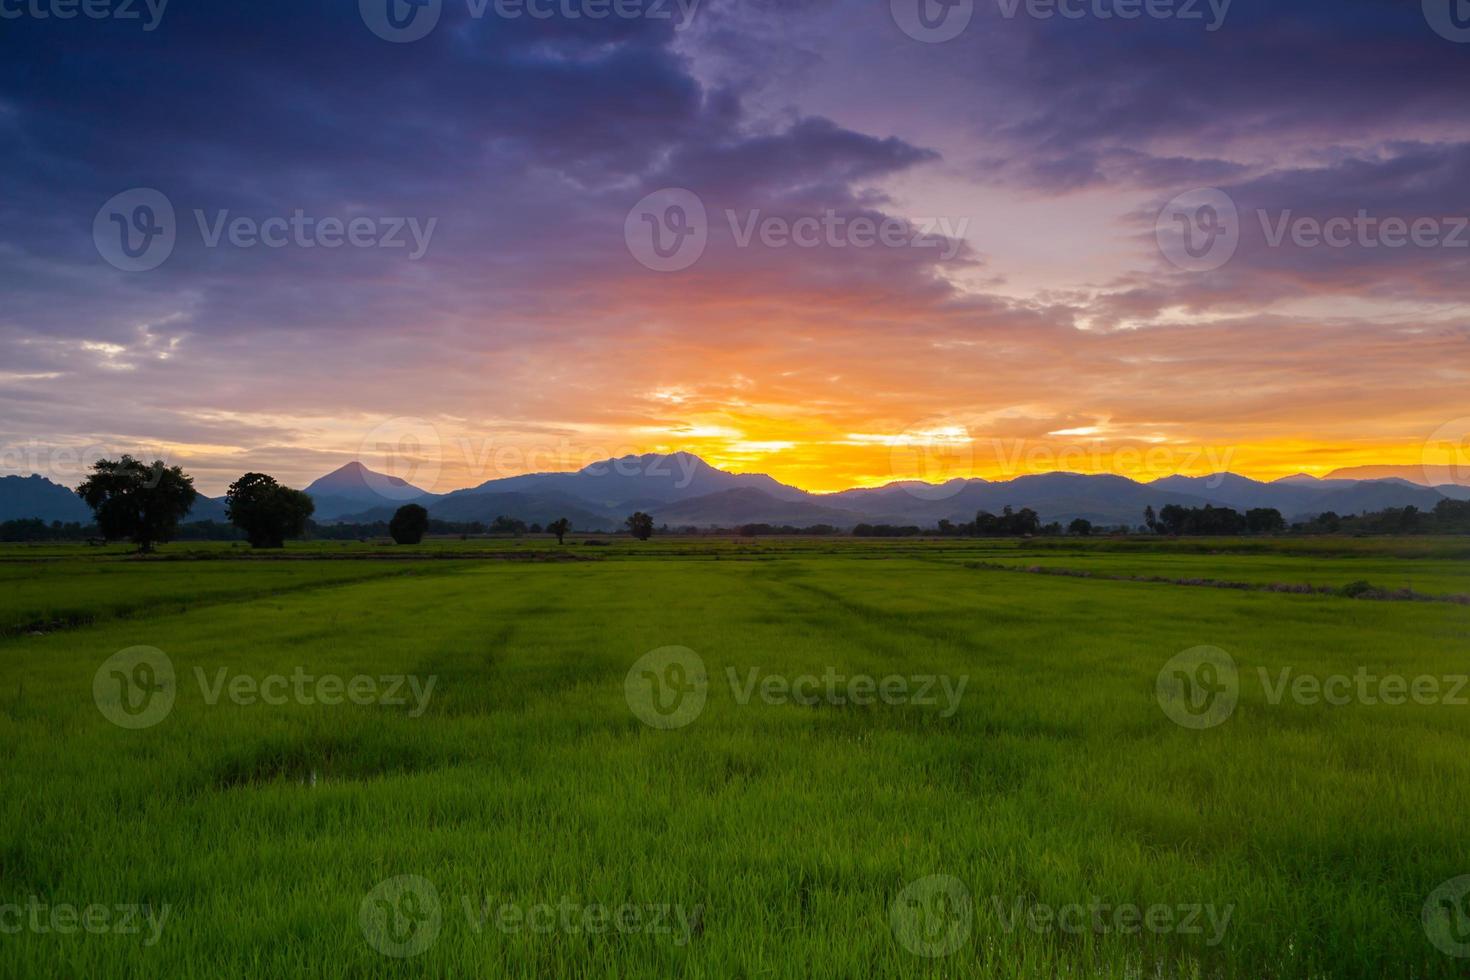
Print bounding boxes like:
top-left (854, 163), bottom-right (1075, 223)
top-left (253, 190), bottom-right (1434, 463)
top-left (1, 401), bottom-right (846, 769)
top-left (547, 518), bottom-right (571, 545)
top-left (75, 456), bottom-right (198, 553)
top-left (626, 512), bottom-right (654, 541)
top-left (389, 503), bottom-right (429, 545)
top-left (226, 473), bottom-right (315, 549)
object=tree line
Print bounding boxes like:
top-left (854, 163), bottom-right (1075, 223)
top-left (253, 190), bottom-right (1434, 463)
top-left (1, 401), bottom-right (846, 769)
top-left (15, 457), bottom-right (1470, 548)
top-left (56, 456), bottom-right (658, 551)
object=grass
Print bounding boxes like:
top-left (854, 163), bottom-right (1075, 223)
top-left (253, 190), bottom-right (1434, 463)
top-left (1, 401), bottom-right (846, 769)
top-left (1, 538), bottom-right (1468, 977)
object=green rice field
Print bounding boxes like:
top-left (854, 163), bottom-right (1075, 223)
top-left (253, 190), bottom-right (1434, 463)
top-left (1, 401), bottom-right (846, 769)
top-left (2, 536), bottom-right (1468, 978)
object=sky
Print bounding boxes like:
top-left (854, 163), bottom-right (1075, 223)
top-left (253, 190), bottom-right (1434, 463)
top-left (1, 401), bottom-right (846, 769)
top-left (1, 0), bottom-right (1468, 496)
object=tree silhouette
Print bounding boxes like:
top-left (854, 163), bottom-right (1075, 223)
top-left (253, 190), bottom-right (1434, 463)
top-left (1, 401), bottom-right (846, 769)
top-left (389, 503), bottom-right (430, 545)
top-left (75, 456), bottom-right (197, 553)
top-left (226, 473), bottom-right (315, 548)
top-left (548, 517), bottom-right (571, 545)
top-left (626, 512), bottom-right (654, 541)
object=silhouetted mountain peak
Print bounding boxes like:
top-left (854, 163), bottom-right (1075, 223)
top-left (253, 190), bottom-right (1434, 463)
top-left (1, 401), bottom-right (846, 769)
top-left (306, 461), bottom-right (419, 494)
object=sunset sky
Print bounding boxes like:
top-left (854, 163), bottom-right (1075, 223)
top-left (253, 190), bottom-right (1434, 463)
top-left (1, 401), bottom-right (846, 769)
top-left (2, 0), bottom-right (1468, 495)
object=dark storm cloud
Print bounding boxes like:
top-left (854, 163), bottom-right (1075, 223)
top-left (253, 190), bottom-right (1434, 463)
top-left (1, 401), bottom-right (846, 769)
top-left (0, 0), bottom-right (954, 351)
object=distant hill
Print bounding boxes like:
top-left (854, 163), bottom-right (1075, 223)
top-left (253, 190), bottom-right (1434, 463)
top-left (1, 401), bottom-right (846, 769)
top-left (1326, 465), bottom-right (1469, 487)
top-left (0, 475), bottom-right (92, 523)
top-left (650, 487), bottom-right (862, 527)
top-left (186, 496), bottom-right (230, 523)
top-left (340, 489), bottom-right (615, 531)
top-left (2, 453), bottom-right (1458, 529)
top-left (304, 462), bottom-right (435, 520)
top-left (1153, 473), bottom-right (1450, 521)
top-left (454, 452), bottom-right (810, 508)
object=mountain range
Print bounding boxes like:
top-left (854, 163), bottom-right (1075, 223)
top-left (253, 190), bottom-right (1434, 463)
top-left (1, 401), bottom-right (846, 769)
top-left (6, 453), bottom-right (1468, 531)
